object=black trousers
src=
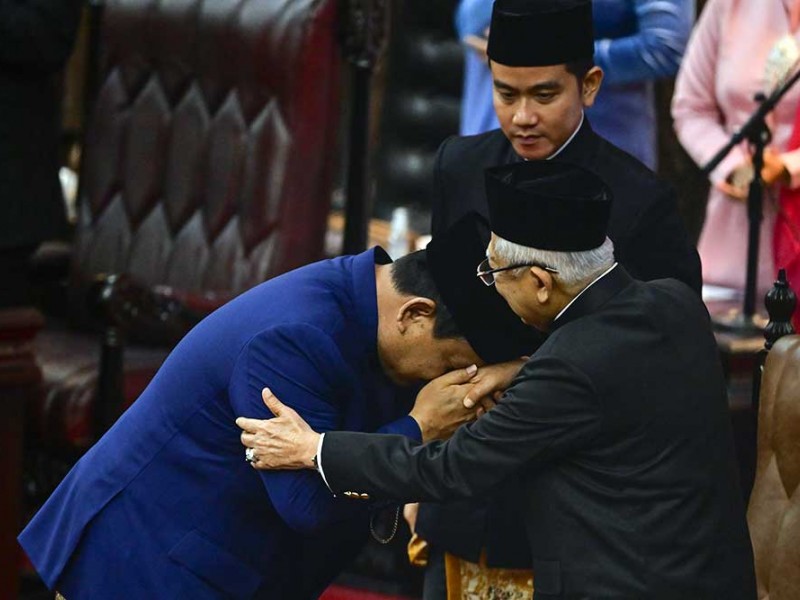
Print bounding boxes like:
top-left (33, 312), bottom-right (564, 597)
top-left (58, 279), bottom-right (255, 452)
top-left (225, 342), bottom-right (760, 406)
top-left (423, 546), bottom-right (447, 600)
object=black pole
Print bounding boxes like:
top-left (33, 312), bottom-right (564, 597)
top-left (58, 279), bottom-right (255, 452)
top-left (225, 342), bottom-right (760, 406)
top-left (91, 274), bottom-right (125, 438)
top-left (742, 111), bottom-right (771, 321)
top-left (343, 63), bottom-right (373, 254)
top-left (339, 0), bottom-right (389, 255)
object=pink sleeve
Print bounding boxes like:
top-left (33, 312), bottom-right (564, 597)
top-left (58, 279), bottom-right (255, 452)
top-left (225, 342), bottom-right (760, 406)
top-left (671, 0), bottom-right (747, 186)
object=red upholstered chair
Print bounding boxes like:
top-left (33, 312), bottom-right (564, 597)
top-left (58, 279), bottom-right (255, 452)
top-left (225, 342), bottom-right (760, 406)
top-left (746, 271), bottom-right (799, 599)
top-left (747, 334), bottom-right (800, 600)
top-left (28, 0), bottom-right (342, 497)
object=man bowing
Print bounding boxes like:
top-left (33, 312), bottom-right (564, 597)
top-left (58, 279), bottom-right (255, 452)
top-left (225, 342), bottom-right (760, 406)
top-left (240, 161), bottom-right (756, 599)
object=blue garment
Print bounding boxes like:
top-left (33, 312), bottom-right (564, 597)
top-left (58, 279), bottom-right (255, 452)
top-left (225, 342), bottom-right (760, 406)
top-left (456, 0), bottom-right (499, 135)
top-left (456, 0), bottom-right (694, 168)
top-left (18, 248), bottom-right (420, 599)
top-left (590, 0), bottom-right (694, 169)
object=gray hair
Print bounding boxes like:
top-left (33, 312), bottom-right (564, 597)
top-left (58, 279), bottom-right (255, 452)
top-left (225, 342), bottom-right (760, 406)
top-left (493, 235), bottom-right (616, 288)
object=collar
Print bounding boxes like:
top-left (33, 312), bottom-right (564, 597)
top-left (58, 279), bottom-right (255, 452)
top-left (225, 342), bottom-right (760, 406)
top-left (547, 112), bottom-right (584, 160)
top-left (510, 112), bottom-right (588, 164)
top-left (351, 246), bottom-right (392, 356)
top-left (549, 115), bottom-right (596, 164)
top-left (550, 264), bottom-right (633, 331)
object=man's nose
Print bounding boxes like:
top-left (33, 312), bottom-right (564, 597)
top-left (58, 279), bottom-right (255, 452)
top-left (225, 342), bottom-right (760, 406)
top-left (512, 99), bottom-right (538, 127)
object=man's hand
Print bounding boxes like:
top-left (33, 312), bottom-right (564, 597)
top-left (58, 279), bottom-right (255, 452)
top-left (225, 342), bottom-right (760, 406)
top-left (463, 359), bottom-right (526, 409)
top-left (410, 364), bottom-right (487, 441)
top-left (236, 388), bottom-right (320, 470)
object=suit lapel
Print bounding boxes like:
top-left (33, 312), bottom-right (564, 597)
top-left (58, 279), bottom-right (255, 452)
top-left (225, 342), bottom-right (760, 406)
top-left (552, 118), bottom-right (600, 167)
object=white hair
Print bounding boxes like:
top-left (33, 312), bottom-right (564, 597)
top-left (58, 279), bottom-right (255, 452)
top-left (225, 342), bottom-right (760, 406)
top-left (493, 235), bottom-right (615, 288)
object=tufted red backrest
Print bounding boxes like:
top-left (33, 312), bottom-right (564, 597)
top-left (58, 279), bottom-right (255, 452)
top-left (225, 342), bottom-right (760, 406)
top-left (72, 0), bottom-right (341, 301)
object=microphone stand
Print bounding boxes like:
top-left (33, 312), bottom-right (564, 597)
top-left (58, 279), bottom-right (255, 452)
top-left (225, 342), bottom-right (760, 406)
top-left (702, 63), bottom-right (800, 332)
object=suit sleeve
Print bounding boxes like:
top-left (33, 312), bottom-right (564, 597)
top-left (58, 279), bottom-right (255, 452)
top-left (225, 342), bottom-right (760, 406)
top-left (319, 356), bottom-right (604, 502)
top-left (229, 324), bottom-right (416, 534)
top-left (0, 0), bottom-right (83, 72)
top-left (619, 183), bottom-right (703, 294)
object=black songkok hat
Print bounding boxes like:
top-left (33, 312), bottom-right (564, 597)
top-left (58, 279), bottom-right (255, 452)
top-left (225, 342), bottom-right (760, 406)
top-left (487, 0), bottom-right (594, 67)
top-left (427, 213), bottom-right (539, 363)
top-left (485, 161), bottom-right (612, 251)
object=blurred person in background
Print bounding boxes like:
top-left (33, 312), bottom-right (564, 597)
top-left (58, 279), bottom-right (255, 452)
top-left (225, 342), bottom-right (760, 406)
top-left (456, 0), bottom-right (694, 169)
top-left (673, 0), bottom-right (800, 316)
top-left (0, 0), bottom-right (82, 307)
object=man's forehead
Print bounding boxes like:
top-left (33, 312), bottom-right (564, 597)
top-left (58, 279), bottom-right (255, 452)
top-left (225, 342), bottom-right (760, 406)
top-left (491, 62), bottom-right (569, 82)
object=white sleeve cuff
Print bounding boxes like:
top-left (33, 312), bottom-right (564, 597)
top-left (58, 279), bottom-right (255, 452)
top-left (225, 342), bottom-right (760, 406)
top-left (316, 433), bottom-right (335, 495)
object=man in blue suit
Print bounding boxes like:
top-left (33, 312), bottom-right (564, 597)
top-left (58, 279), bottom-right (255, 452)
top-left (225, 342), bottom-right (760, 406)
top-left (19, 215), bottom-right (535, 599)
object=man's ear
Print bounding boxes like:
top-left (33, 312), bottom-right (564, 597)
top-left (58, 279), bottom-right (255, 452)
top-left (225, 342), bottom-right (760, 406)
top-left (396, 297), bottom-right (437, 334)
top-left (581, 66), bottom-right (603, 108)
top-left (528, 266), bottom-right (555, 305)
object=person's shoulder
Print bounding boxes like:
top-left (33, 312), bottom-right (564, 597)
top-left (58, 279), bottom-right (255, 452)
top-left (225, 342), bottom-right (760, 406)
top-left (437, 129), bottom-right (510, 167)
top-left (592, 134), bottom-right (669, 193)
top-left (206, 256), bottom-right (355, 341)
top-left (245, 322), bottom-right (350, 375)
top-left (645, 278), bottom-right (707, 310)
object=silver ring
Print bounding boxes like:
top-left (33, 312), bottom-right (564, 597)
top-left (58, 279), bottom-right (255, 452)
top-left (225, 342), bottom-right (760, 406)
top-left (245, 448), bottom-right (256, 463)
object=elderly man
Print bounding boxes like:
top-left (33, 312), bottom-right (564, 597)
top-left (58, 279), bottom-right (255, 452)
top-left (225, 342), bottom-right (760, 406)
top-left (240, 161), bottom-right (756, 599)
top-left (424, 1), bottom-right (703, 589)
top-left (18, 215), bottom-right (535, 599)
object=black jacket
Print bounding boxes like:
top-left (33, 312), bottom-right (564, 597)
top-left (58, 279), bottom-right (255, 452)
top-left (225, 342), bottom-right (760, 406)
top-left (0, 0), bottom-right (82, 250)
top-left (431, 121), bottom-right (701, 292)
top-left (321, 268), bottom-right (756, 599)
top-left (418, 121), bottom-right (704, 567)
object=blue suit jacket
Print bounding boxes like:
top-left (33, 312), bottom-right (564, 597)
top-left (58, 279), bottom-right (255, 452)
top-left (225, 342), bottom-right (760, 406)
top-left (19, 248), bottom-right (420, 599)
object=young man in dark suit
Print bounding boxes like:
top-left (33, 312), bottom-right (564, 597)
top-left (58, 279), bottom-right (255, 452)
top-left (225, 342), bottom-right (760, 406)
top-left (241, 162), bottom-right (756, 599)
top-left (432, 0), bottom-right (700, 291)
top-left (419, 0), bottom-right (704, 590)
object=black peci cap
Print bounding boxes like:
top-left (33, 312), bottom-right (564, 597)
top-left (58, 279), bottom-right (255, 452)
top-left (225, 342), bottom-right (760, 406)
top-left (487, 0), bottom-right (594, 67)
top-left (426, 212), bottom-right (540, 363)
top-left (485, 161), bottom-right (611, 251)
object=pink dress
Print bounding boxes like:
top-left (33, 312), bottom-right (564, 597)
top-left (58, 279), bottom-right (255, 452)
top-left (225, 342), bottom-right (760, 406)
top-left (672, 0), bottom-right (800, 293)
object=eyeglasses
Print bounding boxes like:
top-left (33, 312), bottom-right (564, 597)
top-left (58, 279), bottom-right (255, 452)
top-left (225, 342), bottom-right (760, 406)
top-left (476, 257), bottom-right (559, 286)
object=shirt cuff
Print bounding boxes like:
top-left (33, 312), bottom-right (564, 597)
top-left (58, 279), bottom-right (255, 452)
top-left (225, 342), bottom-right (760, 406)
top-left (387, 415), bottom-right (422, 442)
top-left (316, 433), bottom-right (335, 495)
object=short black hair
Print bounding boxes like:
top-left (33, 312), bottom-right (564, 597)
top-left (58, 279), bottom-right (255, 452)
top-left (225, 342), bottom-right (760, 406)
top-left (390, 250), bottom-right (463, 339)
top-left (565, 58), bottom-right (595, 82)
